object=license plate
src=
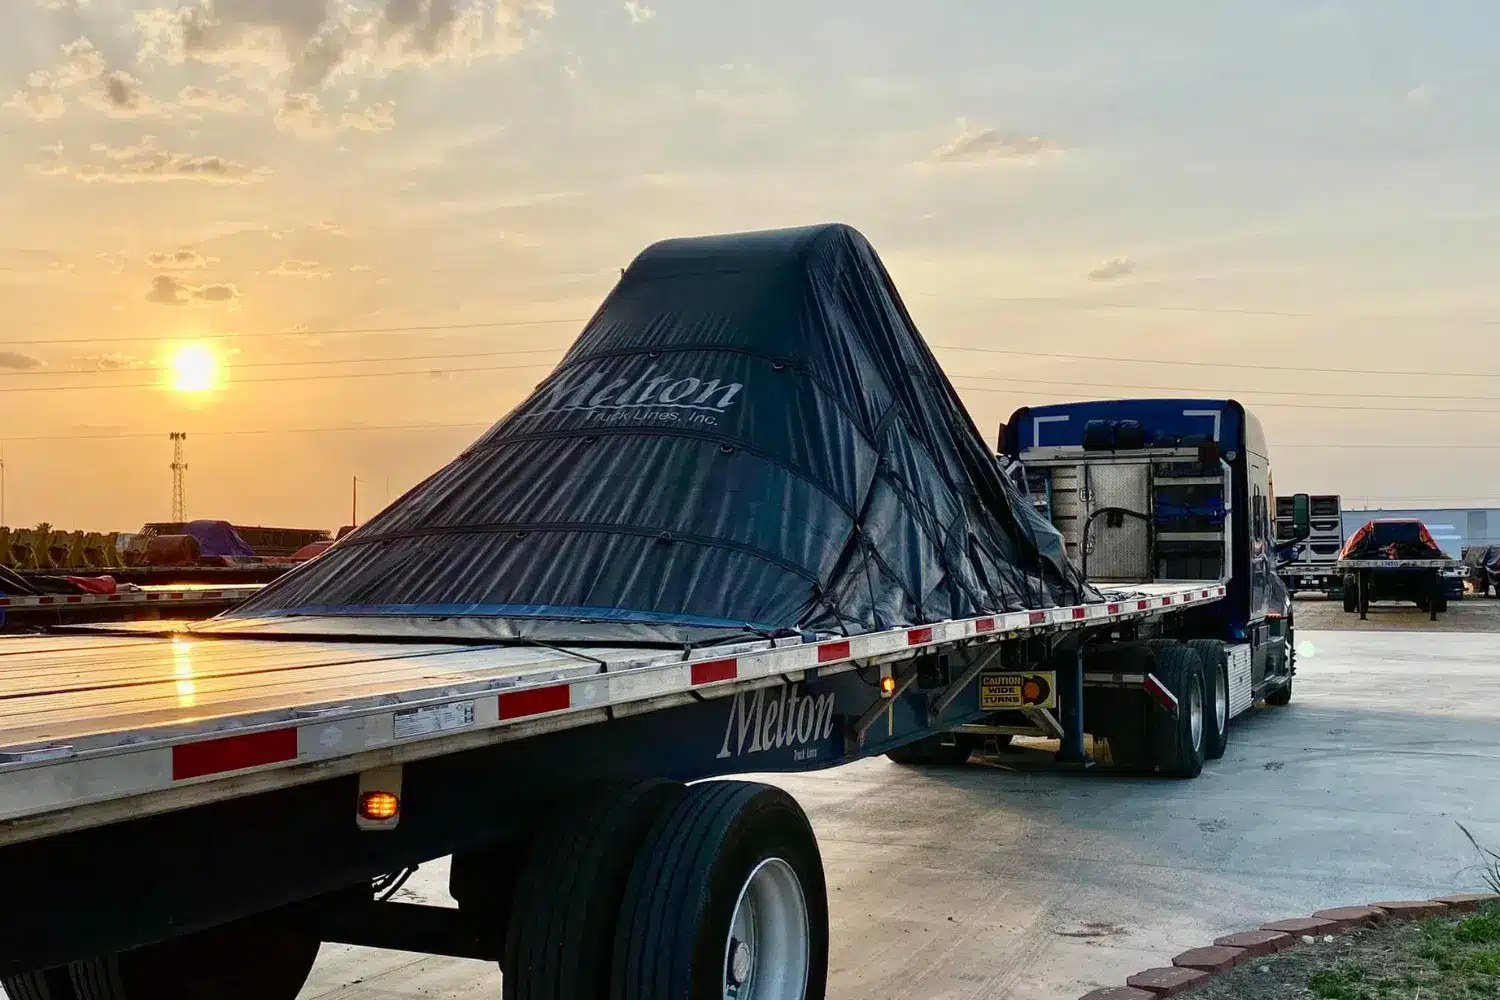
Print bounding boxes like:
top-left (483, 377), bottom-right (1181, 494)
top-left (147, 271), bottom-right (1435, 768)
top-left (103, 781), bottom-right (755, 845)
top-left (979, 671), bottom-right (1056, 710)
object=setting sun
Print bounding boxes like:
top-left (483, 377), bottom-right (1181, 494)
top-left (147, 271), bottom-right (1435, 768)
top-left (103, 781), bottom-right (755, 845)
top-left (168, 344), bottom-right (221, 393)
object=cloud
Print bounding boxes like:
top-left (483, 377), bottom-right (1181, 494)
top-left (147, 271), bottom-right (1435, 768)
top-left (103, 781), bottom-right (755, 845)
top-left (81, 70), bottom-right (169, 117)
top-left (178, 84), bottom-right (248, 112)
top-left (273, 90), bottom-right (330, 134)
top-left (145, 274), bottom-right (242, 305)
top-left (1087, 257), bottom-right (1135, 281)
top-left (269, 259), bottom-right (331, 278)
top-left (38, 137), bottom-right (266, 184)
top-left (37, 0), bottom-right (90, 9)
top-left (624, 1), bottom-right (655, 23)
top-left (56, 37), bottom-right (107, 86)
top-left (136, 0), bottom-right (556, 90)
top-left (349, 263), bottom-right (372, 272)
top-left (78, 353), bottom-right (140, 370)
top-left (341, 99), bottom-right (395, 132)
top-left (0, 351), bottom-right (43, 371)
top-left (317, 220), bottom-right (343, 234)
top-left (927, 126), bottom-right (1061, 166)
top-left (5, 73), bottom-right (67, 120)
top-left (274, 91), bottom-right (394, 135)
top-left (146, 248), bottom-right (212, 270)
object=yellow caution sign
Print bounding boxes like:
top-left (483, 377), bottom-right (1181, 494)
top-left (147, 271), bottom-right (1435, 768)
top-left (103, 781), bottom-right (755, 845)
top-left (979, 671), bottom-right (1056, 710)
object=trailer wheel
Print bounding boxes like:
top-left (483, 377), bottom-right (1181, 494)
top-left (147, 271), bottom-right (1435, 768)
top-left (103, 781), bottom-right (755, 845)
top-left (611, 781), bottom-right (828, 1000)
top-left (1148, 645), bottom-right (1206, 779)
top-left (502, 779), bottom-right (686, 999)
top-left (1185, 639), bottom-right (1231, 760)
top-left (66, 913), bottom-right (319, 1000)
top-left (885, 732), bottom-right (974, 766)
top-left (1342, 586), bottom-right (1357, 613)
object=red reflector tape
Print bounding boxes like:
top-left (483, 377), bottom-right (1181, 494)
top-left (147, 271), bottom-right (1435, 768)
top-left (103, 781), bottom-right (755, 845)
top-left (108, 594), bottom-right (122, 602)
top-left (204, 591), bottom-right (222, 599)
top-left (1071, 608), bottom-right (1086, 619)
top-left (1161, 596), bottom-right (1173, 605)
top-left (907, 627), bottom-right (933, 645)
top-left (975, 618), bottom-right (996, 633)
top-left (1136, 600), bottom-right (1149, 610)
top-left (38, 597), bottom-right (55, 606)
top-left (499, 684), bottom-right (570, 719)
top-left (147, 594), bottom-right (160, 601)
top-left (66, 596), bottom-right (82, 604)
top-left (1107, 603), bottom-right (1121, 615)
top-left (1143, 672), bottom-right (1179, 715)
top-left (0, 599), bottom-right (9, 607)
top-left (1029, 611), bottom-right (1047, 625)
top-left (173, 728), bottom-right (297, 781)
top-left (690, 658), bottom-right (737, 685)
top-left (817, 640), bottom-right (851, 663)
top-left (170, 593), bottom-right (185, 600)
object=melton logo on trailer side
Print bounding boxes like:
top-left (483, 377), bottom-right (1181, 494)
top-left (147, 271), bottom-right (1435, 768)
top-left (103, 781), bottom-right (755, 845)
top-left (717, 683), bottom-right (837, 762)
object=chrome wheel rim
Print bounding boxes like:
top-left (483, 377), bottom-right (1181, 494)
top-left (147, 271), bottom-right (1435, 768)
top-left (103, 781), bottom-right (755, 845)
top-left (1215, 666), bottom-right (1228, 734)
top-left (1189, 675), bottom-right (1204, 752)
top-left (723, 857), bottom-right (809, 999)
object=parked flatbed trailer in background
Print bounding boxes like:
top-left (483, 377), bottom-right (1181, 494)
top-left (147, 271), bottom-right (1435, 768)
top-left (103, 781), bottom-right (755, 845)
top-left (0, 584), bottom-right (264, 633)
top-left (1336, 520), bottom-right (1458, 621)
top-left (0, 226), bottom-right (1308, 1000)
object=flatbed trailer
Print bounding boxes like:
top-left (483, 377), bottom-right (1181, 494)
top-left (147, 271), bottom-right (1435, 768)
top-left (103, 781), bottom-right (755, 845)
top-left (0, 228), bottom-right (1305, 1000)
top-left (1336, 557), bottom-right (1460, 621)
top-left (0, 584), bottom-right (263, 633)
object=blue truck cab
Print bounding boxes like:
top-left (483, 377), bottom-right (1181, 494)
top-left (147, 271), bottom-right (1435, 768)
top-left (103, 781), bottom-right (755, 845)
top-left (1001, 398), bottom-right (1295, 694)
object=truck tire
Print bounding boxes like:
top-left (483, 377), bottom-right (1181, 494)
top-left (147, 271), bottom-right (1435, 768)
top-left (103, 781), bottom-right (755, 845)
top-left (885, 732), bottom-right (974, 766)
top-left (1434, 593), bottom-right (1449, 614)
top-left (1184, 639), bottom-right (1231, 761)
top-left (66, 913), bottom-right (319, 1000)
top-left (1342, 587), bottom-right (1357, 613)
top-left (1, 969), bottom-right (76, 1000)
top-left (611, 781), bottom-right (828, 1000)
top-left (1147, 645), bottom-right (1206, 779)
top-left (502, 780), bottom-right (686, 999)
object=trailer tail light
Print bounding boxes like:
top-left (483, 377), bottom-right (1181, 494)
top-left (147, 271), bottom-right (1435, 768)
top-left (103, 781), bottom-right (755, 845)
top-left (360, 791), bottom-right (400, 822)
top-left (357, 765), bottom-right (403, 830)
top-left (879, 666), bottom-right (897, 697)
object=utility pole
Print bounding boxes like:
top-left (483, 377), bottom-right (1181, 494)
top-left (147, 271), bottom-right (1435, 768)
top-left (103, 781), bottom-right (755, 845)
top-left (170, 432), bottom-right (187, 522)
top-left (1, 447), bottom-right (7, 527)
top-left (351, 476), bottom-right (359, 527)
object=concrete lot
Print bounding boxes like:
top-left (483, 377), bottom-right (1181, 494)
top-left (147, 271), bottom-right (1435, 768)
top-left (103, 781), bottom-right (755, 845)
top-left (301, 629), bottom-right (1500, 1000)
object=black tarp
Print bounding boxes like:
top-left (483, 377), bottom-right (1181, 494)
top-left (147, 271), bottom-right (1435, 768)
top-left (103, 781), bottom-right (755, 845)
top-left (1340, 520), bottom-right (1448, 561)
top-left (231, 224), bottom-right (1095, 645)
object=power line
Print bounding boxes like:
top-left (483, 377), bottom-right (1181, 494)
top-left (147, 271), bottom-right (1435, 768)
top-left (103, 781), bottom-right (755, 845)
top-left (2, 422), bottom-right (492, 443)
top-left (0, 347), bottom-right (564, 378)
top-left (949, 372), bottom-right (1500, 404)
top-left (0, 317), bottom-right (590, 349)
top-left (0, 361), bottom-right (557, 394)
top-left (950, 380), bottom-right (1500, 416)
top-left (933, 344), bottom-right (1500, 381)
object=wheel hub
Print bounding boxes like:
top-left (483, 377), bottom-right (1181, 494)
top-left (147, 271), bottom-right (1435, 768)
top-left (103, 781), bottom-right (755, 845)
top-left (1189, 676), bottom-right (1204, 752)
top-left (728, 938), bottom-right (752, 986)
top-left (723, 857), bottom-right (809, 999)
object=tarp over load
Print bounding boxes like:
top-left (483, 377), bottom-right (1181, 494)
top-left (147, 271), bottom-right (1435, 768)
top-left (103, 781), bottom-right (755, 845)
top-left (231, 224), bottom-right (1095, 645)
top-left (1339, 520), bottom-right (1448, 561)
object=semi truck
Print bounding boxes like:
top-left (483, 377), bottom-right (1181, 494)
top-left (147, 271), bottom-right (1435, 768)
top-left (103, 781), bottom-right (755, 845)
top-left (0, 225), bottom-right (1307, 1000)
top-left (1276, 494), bottom-right (1344, 597)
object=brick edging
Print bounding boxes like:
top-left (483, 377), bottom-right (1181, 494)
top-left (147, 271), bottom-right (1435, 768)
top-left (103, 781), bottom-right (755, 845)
top-left (1077, 892), bottom-right (1499, 999)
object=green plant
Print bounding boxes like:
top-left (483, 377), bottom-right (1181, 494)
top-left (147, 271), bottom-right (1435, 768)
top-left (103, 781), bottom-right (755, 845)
top-left (1457, 822), bottom-right (1500, 895)
top-left (1309, 964), bottom-right (1370, 1000)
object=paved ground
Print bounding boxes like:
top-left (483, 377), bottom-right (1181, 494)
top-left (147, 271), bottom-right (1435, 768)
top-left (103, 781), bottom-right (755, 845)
top-left (1293, 591), bottom-right (1500, 633)
top-left (300, 629), bottom-right (1500, 1000)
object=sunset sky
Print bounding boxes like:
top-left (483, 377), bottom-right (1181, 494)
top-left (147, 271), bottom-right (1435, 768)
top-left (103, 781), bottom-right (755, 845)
top-left (4, 0), bottom-right (1500, 531)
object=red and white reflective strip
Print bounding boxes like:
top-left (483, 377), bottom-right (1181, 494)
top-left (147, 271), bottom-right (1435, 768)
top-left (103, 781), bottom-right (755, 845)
top-left (0, 582), bottom-right (1226, 823)
top-left (1143, 672), bottom-right (1180, 716)
top-left (0, 586), bottom-right (262, 610)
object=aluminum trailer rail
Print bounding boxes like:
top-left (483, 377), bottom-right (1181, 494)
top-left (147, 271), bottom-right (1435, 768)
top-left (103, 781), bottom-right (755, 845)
top-left (0, 581), bottom-right (1222, 846)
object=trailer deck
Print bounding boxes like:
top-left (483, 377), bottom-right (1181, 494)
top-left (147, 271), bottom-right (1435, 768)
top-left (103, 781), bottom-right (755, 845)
top-left (0, 580), bottom-right (1224, 846)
